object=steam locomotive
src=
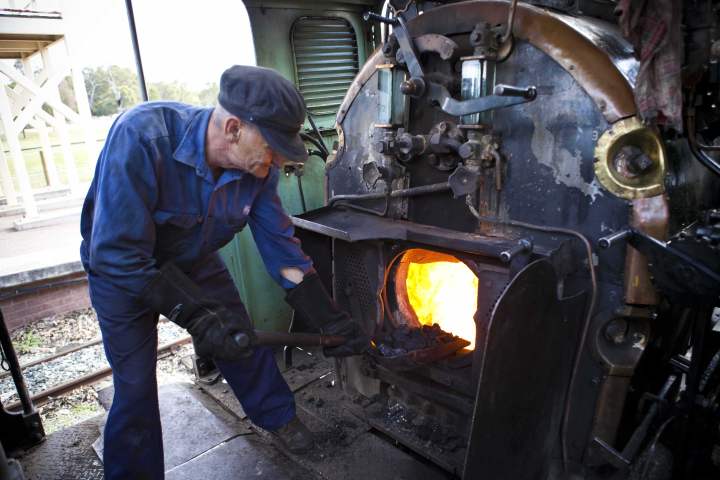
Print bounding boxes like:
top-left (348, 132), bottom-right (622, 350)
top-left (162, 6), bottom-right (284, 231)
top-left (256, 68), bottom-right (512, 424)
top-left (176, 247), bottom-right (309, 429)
top-left (291, 1), bottom-right (720, 478)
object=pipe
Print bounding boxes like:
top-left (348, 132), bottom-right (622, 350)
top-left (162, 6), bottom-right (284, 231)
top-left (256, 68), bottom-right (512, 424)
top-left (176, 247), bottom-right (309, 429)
top-left (232, 330), bottom-right (346, 349)
top-left (598, 229), bottom-right (632, 249)
top-left (500, 0), bottom-right (519, 45)
top-left (296, 175), bottom-right (307, 213)
top-left (328, 181), bottom-right (451, 206)
top-left (306, 114), bottom-right (329, 159)
top-left (124, 0), bottom-right (148, 102)
top-left (0, 310), bottom-right (36, 415)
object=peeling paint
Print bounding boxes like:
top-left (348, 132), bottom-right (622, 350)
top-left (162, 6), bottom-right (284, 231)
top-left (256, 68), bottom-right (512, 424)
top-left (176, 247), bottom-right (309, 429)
top-left (527, 94), bottom-right (604, 202)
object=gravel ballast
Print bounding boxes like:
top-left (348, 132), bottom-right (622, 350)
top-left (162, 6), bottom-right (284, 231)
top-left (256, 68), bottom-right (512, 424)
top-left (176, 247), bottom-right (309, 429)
top-left (2, 309), bottom-right (195, 434)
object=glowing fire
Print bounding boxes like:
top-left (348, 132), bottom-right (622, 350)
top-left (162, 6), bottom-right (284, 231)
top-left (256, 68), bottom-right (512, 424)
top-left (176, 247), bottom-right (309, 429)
top-left (400, 250), bottom-right (478, 349)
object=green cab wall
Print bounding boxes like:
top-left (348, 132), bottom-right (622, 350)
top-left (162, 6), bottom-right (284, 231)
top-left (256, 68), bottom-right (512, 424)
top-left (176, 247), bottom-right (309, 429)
top-left (220, 0), bottom-right (377, 332)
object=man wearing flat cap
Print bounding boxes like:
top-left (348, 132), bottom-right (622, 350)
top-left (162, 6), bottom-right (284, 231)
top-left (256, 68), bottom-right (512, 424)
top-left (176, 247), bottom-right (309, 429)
top-left (80, 65), bottom-right (368, 480)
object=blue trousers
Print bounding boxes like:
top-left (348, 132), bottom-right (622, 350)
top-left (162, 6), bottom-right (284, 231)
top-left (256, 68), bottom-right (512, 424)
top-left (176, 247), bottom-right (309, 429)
top-left (89, 256), bottom-right (295, 480)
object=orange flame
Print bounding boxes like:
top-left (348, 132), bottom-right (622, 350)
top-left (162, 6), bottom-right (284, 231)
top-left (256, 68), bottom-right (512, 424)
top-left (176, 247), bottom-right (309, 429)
top-left (403, 251), bottom-right (478, 349)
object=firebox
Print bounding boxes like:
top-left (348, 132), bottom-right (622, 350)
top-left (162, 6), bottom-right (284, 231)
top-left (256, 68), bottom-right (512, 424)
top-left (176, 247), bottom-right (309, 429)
top-left (293, 207), bottom-right (586, 477)
top-left (390, 249), bottom-right (478, 350)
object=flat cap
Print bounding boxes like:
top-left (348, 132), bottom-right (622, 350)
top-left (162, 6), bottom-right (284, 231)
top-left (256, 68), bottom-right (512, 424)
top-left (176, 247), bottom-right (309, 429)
top-left (218, 65), bottom-right (307, 163)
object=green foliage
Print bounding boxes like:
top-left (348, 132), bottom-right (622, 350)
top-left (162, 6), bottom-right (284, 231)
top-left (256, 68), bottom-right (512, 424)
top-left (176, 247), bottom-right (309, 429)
top-left (15, 329), bottom-right (42, 354)
top-left (83, 65), bottom-right (141, 116)
top-left (82, 66), bottom-right (219, 116)
top-left (197, 82), bottom-right (219, 107)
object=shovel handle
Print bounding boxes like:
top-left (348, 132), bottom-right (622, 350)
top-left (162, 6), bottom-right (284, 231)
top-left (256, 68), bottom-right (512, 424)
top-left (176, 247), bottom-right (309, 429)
top-left (233, 331), bottom-right (346, 348)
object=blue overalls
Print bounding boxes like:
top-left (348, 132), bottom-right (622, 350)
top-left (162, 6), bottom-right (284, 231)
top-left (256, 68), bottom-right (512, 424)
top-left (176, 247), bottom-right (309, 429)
top-left (80, 102), bottom-right (313, 479)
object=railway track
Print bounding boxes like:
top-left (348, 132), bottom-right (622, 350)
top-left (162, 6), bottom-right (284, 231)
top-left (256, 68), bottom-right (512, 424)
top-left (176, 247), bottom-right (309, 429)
top-left (1, 315), bottom-right (191, 413)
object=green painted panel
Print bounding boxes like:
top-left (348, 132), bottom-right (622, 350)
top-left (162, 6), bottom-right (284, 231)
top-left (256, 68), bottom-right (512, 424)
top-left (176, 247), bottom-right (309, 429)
top-left (220, 0), bottom-right (374, 332)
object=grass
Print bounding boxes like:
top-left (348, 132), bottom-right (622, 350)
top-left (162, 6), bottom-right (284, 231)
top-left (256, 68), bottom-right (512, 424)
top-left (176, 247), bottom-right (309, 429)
top-left (2, 117), bottom-right (114, 191)
top-left (14, 329), bottom-right (42, 354)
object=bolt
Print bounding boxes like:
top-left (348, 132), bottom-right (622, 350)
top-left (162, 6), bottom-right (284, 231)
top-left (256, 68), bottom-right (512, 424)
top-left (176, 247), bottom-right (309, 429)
top-left (458, 143), bottom-right (474, 159)
top-left (613, 145), bottom-right (654, 178)
top-left (604, 318), bottom-right (627, 345)
top-left (400, 80), bottom-right (413, 95)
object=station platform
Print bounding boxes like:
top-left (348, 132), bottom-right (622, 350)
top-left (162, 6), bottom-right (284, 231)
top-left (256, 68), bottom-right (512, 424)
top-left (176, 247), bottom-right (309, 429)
top-left (14, 349), bottom-right (451, 480)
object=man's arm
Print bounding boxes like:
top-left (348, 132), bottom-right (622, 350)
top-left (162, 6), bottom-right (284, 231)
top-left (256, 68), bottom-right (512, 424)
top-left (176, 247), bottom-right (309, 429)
top-left (247, 168), bottom-right (368, 356)
top-left (247, 168), bottom-right (313, 288)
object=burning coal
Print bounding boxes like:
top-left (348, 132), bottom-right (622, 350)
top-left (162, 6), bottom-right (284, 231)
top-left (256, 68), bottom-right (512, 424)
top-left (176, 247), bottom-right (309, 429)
top-left (374, 324), bottom-right (464, 357)
top-left (394, 249), bottom-right (478, 349)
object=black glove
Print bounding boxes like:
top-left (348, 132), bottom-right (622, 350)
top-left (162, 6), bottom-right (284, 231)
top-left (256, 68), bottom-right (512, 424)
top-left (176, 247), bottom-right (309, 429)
top-left (140, 263), bottom-right (255, 361)
top-left (285, 272), bottom-right (369, 357)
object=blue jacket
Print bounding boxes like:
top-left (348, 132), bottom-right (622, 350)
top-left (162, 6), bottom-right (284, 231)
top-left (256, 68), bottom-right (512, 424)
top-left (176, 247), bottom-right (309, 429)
top-left (80, 101), bottom-right (312, 300)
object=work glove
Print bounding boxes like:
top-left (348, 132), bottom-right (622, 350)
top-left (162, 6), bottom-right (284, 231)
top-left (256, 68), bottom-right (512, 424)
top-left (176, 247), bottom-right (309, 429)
top-left (140, 263), bottom-right (255, 361)
top-left (285, 272), bottom-right (369, 357)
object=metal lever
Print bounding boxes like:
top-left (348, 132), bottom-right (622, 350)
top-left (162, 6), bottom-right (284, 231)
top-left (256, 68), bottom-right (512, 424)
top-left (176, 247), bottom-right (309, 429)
top-left (598, 229), bottom-right (632, 249)
top-left (370, 12), bottom-right (537, 117)
top-left (362, 11), bottom-right (398, 25)
top-left (494, 84), bottom-right (537, 99)
top-left (233, 330), bottom-right (348, 349)
top-left (500, 238), bottom-right (533, 263)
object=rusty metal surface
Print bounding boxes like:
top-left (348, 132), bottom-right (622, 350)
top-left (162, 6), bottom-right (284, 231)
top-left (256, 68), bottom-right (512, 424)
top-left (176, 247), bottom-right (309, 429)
top-left (336, 48), bottom-right (385, 125)
top-left (404, 1), bottom-right (637, 123)
top-left (624, 195), bottom-right (669, 305)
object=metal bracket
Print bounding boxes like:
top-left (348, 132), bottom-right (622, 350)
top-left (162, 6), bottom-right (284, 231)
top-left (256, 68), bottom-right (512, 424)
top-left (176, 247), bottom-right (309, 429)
top-left (364, 11), bottom-right (537, 117)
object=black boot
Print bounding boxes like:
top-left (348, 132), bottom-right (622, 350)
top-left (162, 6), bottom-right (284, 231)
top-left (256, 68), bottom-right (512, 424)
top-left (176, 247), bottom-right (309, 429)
top-left (270, 416), bottom-right (315, 454)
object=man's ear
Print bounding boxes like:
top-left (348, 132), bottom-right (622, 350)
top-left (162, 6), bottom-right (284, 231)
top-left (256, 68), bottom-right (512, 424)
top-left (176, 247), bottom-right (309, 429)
top-left (225, 117), bottom-right (242, 141)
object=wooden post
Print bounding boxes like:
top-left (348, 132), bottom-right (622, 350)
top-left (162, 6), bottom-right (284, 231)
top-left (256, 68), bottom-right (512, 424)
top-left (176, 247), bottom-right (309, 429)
top-left (22, 57), bottom-right (60, 188)
top-left (62, 36), bottom-right (97, 165)
top-left (0, 142), bottom-right (18, 206)
top-left (0, 86), bottom-right (37, 217)
top-left (40, 46), bottom-right (80, 195)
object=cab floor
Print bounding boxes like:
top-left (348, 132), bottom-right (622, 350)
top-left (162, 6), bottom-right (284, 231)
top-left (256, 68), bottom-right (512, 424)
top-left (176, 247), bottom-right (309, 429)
top-left (15, 349), bottom-right (451, 480)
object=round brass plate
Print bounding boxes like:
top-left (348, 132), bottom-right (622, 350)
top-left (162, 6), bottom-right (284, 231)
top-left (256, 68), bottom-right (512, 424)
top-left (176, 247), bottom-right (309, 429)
top-left (594, 117), bottom-right (666, 200)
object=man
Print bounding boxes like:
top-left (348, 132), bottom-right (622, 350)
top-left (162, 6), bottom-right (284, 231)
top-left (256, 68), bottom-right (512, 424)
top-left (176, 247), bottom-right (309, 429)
top-left (80, 65), bottom-right (367, 480)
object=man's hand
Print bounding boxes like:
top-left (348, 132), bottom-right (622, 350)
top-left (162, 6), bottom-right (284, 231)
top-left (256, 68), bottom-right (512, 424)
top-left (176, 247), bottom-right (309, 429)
top-left (141, 263), bottom-right (255, 361)
top-left (183, 301), bottom-right (256, 361)
top-left (285, 272), bottom-right (369, 357)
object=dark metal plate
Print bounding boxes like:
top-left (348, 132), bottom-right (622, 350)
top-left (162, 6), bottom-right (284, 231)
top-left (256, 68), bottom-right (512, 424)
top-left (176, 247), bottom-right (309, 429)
top-left (463, 259), bottom-right (575, 480)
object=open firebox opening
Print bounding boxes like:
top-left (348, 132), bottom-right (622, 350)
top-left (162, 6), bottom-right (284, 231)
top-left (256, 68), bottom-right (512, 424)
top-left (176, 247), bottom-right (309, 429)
top-left (393, 249), bottom-right (478, 350)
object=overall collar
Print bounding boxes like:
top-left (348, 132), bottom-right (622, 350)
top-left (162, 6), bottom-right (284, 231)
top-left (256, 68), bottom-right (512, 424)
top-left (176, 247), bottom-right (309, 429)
top-left (173, 108), bottom-right (214, 183)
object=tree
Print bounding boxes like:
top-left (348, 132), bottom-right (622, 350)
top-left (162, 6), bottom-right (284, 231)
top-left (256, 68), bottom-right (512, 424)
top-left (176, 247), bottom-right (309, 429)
top-left (83, 66), bottom-right (141, 116)
top-left (81, 65), bottom-right (219, 116)
top-left (197, 82), bottom-right (219, 107)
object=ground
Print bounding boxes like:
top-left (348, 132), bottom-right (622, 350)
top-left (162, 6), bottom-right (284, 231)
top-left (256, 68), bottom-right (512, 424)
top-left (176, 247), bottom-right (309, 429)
top-left (1, 308), bottom-right (191, 434)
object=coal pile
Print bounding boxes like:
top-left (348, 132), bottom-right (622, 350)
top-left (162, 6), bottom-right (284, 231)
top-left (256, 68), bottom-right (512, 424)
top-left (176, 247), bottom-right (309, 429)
top-left (374, 324), bottom-right (460, 357)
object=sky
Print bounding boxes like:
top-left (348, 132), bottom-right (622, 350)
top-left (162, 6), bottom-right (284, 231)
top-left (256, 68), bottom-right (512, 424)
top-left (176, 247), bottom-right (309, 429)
top-left (60, 0), bottom-right (256, 88)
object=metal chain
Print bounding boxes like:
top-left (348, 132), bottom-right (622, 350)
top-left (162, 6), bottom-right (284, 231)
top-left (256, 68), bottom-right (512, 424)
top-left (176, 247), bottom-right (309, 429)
top-left (1, 346), bottom-right (9, 371)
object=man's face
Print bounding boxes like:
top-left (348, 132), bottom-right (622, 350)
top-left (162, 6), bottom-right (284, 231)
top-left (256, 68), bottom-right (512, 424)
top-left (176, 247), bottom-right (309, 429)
top-left (222, 121), bottom-right (287, 178)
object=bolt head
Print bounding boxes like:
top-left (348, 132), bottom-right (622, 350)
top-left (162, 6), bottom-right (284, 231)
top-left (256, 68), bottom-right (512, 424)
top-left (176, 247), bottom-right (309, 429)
top-left (400, 80), bottom-right (415, 95)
